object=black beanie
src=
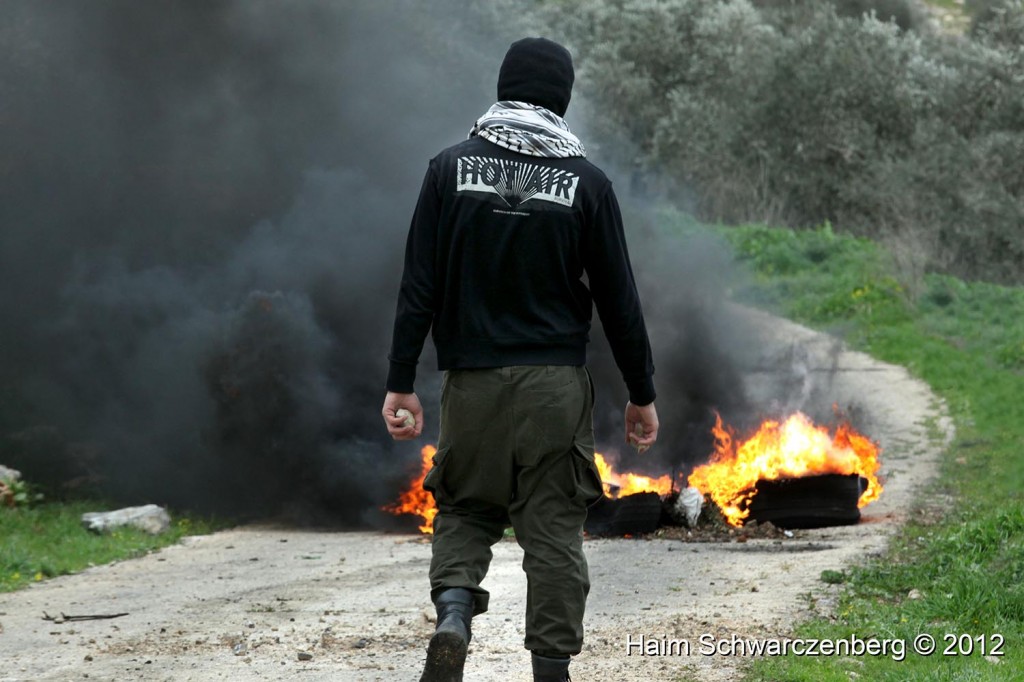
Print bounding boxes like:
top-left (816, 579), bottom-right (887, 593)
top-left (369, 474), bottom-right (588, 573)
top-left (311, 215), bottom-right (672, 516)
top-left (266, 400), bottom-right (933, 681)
top-left (497, 37), bottom-right (574, 117)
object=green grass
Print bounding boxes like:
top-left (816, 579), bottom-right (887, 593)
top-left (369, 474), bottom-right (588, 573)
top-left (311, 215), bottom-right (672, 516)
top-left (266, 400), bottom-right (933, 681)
top-left (0, 501), bottom-right (224, 592)
top-left (694, 222), bottom-right (1024, 681)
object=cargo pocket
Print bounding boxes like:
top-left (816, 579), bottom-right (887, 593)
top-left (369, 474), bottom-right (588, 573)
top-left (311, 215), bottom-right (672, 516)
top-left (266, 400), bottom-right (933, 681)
top-left (422, 446), bottom-right (450, 503)
top-left (570, 443), bottom-right (605, 508)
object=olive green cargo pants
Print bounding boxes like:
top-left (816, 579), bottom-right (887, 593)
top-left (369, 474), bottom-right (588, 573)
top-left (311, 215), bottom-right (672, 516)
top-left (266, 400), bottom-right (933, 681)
top-left (422, 365), bottom-right (603, 656)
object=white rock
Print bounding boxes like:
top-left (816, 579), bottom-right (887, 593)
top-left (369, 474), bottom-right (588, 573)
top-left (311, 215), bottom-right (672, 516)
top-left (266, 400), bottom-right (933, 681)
top-left (396, 409), bottom-right (415, 428)
top-left (82, 504), bottom-right (172, 535)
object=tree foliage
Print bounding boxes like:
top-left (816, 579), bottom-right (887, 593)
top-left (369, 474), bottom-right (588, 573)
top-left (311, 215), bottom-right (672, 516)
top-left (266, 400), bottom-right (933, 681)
top-left (534, 0), bottom-right (1024, 283)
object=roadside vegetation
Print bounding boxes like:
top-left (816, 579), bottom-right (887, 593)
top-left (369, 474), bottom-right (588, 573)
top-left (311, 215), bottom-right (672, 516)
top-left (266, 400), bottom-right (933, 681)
top-left (0, 493), bottom-right (223, 593)
top-left (697, 221), bottom-right (1024, 680)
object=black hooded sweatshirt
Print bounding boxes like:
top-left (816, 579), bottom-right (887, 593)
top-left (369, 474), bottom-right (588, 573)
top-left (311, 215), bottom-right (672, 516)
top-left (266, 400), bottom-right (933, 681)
top-left (386, 135), bottom-right (656, 406)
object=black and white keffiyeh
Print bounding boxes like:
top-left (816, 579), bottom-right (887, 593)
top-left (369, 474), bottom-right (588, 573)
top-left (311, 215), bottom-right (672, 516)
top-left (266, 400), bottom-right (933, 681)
top-left (469, 101), bottom-right (586, 159)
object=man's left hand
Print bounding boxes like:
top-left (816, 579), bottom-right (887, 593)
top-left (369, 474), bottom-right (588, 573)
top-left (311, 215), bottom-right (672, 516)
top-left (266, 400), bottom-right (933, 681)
top-left (382, 391), bottom-right (424, 440)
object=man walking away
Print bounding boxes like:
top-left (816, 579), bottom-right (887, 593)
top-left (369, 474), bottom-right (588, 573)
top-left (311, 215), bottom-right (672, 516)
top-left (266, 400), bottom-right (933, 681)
top-left (382, 37), bottom-right (659, 682)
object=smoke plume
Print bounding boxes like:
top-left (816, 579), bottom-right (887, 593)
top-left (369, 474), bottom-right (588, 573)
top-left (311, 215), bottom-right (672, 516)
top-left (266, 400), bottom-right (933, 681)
top-left (1, 0), bottom-right (776, 522)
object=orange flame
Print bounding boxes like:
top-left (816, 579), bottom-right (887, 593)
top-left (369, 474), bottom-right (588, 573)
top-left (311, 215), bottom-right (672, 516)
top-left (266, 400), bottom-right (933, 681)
top-left (687, 412), bottom-right (883, 527)
top-left (383, 445), bottom-right (438, 534)
top-left (594, 452), bottom-right (674, 498)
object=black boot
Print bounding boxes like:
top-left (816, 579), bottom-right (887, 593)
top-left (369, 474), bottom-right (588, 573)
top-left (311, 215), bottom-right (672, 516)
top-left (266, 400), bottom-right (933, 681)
top-left (419, 588), bottom-right (474, 682)
top-left (532, 652), bottom-right (571, 682)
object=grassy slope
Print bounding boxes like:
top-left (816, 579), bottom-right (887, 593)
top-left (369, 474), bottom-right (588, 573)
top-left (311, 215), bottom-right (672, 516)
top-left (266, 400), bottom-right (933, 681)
top-left (688, 223), bottom-right (1023, 680)
top-left (1, 501), bottom-right (222, 592)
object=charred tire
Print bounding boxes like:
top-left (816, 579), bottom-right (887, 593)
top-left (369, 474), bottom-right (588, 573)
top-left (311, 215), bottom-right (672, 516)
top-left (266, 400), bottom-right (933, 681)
top-left (746, 474), bottom-right (866, 529)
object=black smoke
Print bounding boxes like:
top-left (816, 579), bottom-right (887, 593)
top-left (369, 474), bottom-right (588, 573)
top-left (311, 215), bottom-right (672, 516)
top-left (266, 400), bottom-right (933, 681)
top-left (1, 0), bottom-right (769, 522)
top-left (0, 0), bottom-right (501, 521)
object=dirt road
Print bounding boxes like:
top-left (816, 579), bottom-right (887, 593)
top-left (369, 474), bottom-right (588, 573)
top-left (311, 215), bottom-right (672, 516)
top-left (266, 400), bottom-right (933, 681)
top-left (0, 312), bottom-right (952, 681)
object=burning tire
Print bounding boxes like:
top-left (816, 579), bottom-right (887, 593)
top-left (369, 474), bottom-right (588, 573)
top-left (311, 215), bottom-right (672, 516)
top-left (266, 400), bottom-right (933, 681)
top-left (746, 473), bottom-right (867, 529)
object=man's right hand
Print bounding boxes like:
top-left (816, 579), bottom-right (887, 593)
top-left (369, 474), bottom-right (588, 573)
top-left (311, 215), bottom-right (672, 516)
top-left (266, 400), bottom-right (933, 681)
top-left (625, 401), bottom-right (659, 453)
top-left (382, 391), bottom-right (424, 441)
